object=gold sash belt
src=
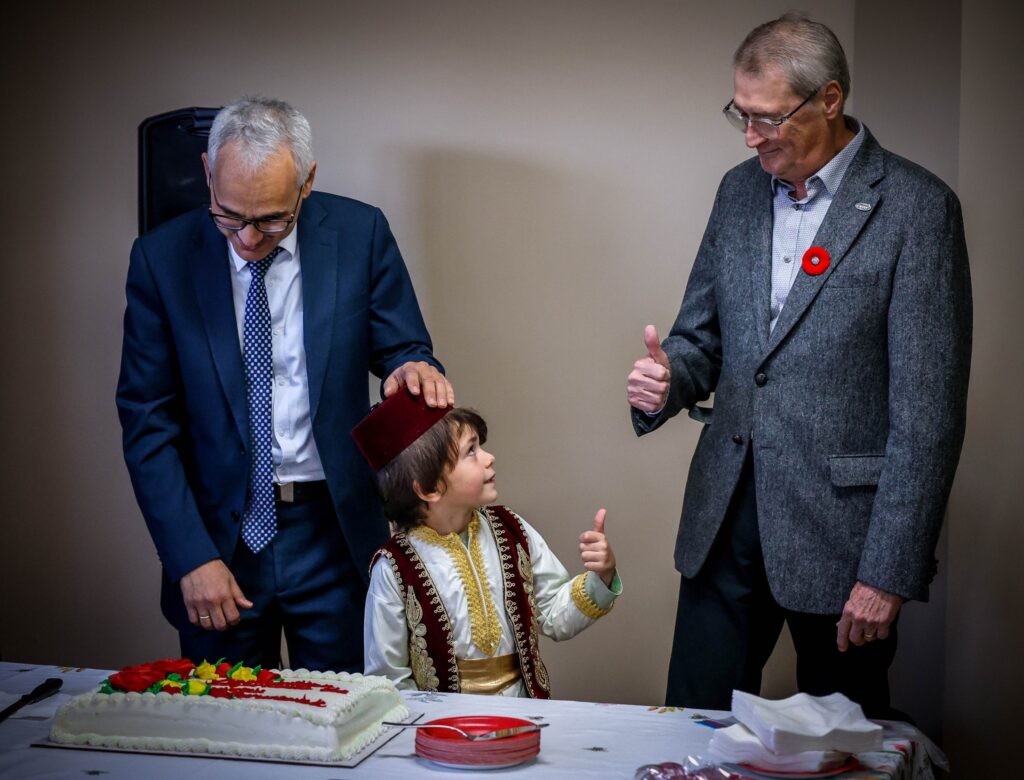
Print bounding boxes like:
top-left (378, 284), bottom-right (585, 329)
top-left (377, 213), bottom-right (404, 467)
top-left (456, 653), bottom-right (521, 695)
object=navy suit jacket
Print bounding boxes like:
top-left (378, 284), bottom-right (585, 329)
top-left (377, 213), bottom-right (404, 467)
top-left (117, 191), bottom-right (440, 588)
top-left (633, 129), bottom-right (972, 613)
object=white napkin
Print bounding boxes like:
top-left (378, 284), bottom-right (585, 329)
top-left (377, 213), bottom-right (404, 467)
top-left (732, 690), bottom-right (883, 754)
top-left (707, 723), bottom-right (850, 772)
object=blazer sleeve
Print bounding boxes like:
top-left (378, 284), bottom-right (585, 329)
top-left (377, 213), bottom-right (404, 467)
top-left (116, 238), bottom-right (221, 583)
top-left (366, 208), bottom-right (444, 390)
top-left (858, 188), bottom-right (972, 599)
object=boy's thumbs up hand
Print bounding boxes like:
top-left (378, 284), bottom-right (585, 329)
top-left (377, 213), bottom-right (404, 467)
top-left (579, 508), bottom-right (616, 587)
top-left (627, 325), bottom-right (671, 414)
top-left (592, 508), bottom-right (606, 535)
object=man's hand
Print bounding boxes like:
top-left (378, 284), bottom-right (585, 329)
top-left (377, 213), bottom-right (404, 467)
top-left (627, 325), bottom-right (671, 413)
top-left (180, 560), bottom-right (253, 631)
top-left (383, 361), bottom-right (454, 408)
top-left (836, 581), bottom-right (904, 651)
top-left (579, 509), bottom-right (617, 587)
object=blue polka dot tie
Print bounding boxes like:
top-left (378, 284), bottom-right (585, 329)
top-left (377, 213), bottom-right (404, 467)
top-left (241, 247), bottom-right (283, 553)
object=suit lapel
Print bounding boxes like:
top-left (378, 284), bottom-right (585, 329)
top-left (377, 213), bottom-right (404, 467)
top-left (297, 196), bottom-right (337, 424)
top-left (746, 175), bottom-right (774, 353)
top-left (763, 131), bottom-right (885, 357)
top-left (191, 219), bottom-right (249, 444)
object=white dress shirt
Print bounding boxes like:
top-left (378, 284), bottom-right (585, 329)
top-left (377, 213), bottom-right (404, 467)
top-left (227, 230), bottom-right (325, 483)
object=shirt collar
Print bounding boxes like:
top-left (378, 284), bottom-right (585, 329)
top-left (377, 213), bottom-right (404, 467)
top-left (228, 225), bottom-right (299, 273)
top-left (771, 116), bottom-right (865, 198)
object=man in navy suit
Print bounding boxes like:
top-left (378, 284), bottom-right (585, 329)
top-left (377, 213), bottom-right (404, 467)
top-left (627, 14), bottom-right (970, 716)
top-left (117, 96), bottom-right (453, 672)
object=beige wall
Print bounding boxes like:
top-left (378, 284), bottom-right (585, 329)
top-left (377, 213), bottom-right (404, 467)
top-left (3, 1), bottom-right (1019, 771)
top-left (945, 1), bottom-right (1024, 774)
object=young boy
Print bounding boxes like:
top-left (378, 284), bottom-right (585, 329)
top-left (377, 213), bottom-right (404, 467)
top-left (352, 389), bottom-right (621, 698)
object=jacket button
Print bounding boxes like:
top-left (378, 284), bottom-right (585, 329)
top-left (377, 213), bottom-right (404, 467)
top-left (755, 372), bottom-right (768, 386)
top-left (732, 434), bottom-right (744, 444)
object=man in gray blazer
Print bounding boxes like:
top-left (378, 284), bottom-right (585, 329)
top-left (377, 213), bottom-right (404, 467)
top-left (627, 14), bottom-right (971, 717)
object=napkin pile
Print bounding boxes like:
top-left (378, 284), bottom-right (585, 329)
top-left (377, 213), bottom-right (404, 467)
top-left (707, 691), bottom-right (883, 772)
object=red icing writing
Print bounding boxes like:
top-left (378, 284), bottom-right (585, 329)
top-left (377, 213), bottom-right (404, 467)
top-left (204, 679), bottom-right (345, 705)
top-left (218, 689), bottom-right (327, 707)
top-left (208, 678), bottom-right (348, 695)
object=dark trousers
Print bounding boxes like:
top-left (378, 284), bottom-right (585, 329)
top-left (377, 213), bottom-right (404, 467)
top-left (666, 454), bottom-right (901, 719)
top-left (162, 486), bottom-right (366, 673)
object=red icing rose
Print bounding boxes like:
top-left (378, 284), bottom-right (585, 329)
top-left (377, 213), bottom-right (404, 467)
top-left (108, 666), bottom-right (166, 693)
top-left (216, 661), bottom-right (233, 677)
top-left (146, 658), bottom-right (196, 678)
top-left (802, 246), bottom-right (831, 275)
top-left (256, 669), bottom-right (278, 684)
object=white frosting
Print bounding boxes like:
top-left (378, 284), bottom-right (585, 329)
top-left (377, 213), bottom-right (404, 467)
top-left (50, 668), bottom-right (408, 762)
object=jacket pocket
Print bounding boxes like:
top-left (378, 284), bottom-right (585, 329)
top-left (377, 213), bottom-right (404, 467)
top-left (828, 454), bottom-right (886, 486)
top-left (826, 270), bottom-right (879, 289)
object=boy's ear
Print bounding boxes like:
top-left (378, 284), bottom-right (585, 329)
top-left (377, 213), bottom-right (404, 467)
top-left (413, 479), bottom-right (443, 503)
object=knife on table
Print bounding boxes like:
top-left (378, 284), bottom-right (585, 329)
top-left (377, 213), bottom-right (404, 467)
top-left (0, 678), bottom-right (63, 723)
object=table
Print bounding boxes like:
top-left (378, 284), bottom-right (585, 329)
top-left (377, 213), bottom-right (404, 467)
top-left (0, 663), bottom-right (938, 779)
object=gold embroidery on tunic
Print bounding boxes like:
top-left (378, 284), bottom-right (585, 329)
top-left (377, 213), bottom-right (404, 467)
top-left (517, 541), bottom-right (551, 691)
top-left (411, 513), bottom-right (502, 656)
top-left (404, 585), bottom-right (440, 690)
top-left (571, 572), bottom-right (613, 619)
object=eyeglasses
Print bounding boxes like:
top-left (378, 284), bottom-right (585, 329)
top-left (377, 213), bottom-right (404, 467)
top-left (722, 87), bottom-right (821, 139)
top-left (208, 181), bottom-right (303, 235)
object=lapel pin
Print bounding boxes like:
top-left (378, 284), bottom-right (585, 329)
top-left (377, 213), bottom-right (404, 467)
top-left (854, 202), bottom-right (872, 211)
top-left (802, 246), bottom-right (831, 276)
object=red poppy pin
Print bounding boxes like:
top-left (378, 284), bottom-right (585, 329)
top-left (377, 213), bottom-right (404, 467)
top-left (802, 246), bottom-right (830, 275)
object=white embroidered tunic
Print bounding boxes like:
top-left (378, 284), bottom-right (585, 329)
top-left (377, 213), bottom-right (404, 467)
top-left (364, 508), bottom-right (621, 697)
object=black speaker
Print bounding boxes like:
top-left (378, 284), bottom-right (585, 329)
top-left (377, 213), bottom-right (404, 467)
top-left (138, 107), bottom-right (220, 235)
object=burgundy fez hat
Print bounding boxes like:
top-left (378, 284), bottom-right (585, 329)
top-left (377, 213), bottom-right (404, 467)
top-left (351, 390), bottom-right (451, 472)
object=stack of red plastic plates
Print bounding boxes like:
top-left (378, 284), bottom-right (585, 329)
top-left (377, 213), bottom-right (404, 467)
top-left (415, 715), bottom-right (542, 769)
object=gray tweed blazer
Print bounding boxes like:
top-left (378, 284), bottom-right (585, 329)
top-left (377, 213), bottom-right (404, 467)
top-left (633, 128), bottom-right (972, 613)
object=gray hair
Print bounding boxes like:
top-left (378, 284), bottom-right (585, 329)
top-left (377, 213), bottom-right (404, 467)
top-left (734, 12), bottom-right (851, 102)
top-left (207, 96), bottom-right (314, 188)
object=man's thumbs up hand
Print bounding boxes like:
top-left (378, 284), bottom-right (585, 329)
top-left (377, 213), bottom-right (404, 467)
top-left (627, 325), bottom-right (671, 413)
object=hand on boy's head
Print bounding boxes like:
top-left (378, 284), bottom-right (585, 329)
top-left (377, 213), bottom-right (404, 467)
top-left (383, 361), bottom-right (455, 408)
top-left (579, 508), bottom-right (617, 587)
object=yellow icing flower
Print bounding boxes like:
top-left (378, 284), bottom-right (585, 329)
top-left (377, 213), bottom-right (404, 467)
top-left (229, 666), bottom-right (257, 681)
top-left (160, 679), bottom-right (183, 690)
top-left (186, 680), bottom-right (208, 695)
top-left (194, 661), bottom-right (219, 680)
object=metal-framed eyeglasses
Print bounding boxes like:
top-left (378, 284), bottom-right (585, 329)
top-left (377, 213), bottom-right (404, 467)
top-left (722, 87), bottom-right (821, 139)
top-left (208, 181), bottom-right (303, 235)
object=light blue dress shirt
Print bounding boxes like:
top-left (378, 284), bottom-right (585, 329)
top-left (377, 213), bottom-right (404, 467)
top-left (769, 119), bottom-right (865, 331)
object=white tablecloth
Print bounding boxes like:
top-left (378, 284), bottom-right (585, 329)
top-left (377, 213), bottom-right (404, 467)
top-left (0, 662), bottom-right (931, 779)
